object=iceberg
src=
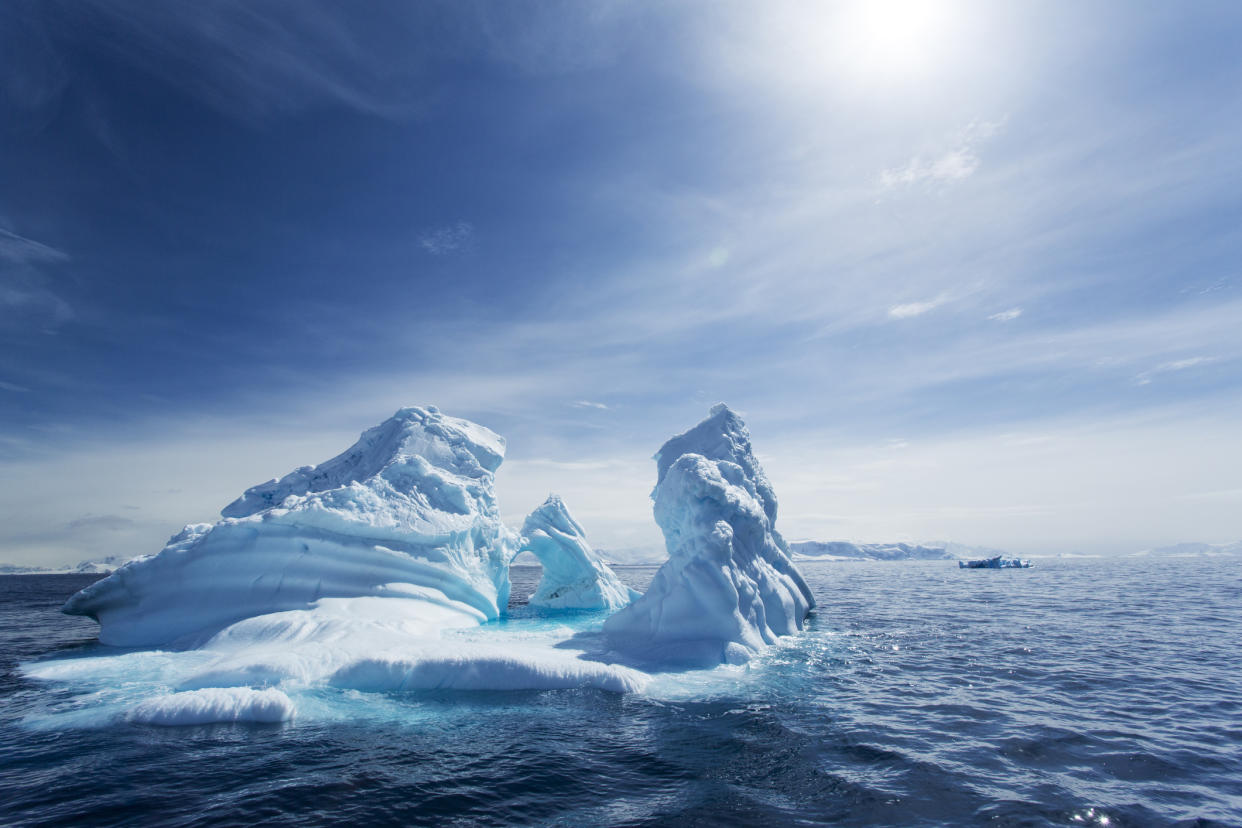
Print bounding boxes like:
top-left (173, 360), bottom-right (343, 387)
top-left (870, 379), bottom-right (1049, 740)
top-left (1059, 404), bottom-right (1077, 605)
top-left (518, 494), bottom-right (640, 611)
top-left (51, 406), bottom-right (646, 719)
top-left (602, 404), bottom-right (815, 667)
top-left (63, 406), bottom-right (519, 647)
top-left (958, 555), bottom-right (1032, 569)
top-left (38, 403), bottom-right (827, 724)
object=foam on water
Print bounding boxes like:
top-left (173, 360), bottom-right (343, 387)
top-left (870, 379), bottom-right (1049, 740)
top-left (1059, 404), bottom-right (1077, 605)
top-left (127, 687), bottom-right (295, 726)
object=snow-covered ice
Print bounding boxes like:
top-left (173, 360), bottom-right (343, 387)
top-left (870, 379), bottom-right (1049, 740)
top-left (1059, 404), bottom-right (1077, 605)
top-left (519, 494), bottom-right (639, 612)
top-left (958, 555), bottom-right (1033, 569)
top-left (42, 406), bottom-right (647, 724)
top-left (603, 404), bottom-right (815, 667)
top-left (63, 406), bottom-right (519, 647)
top-left (33, 403), bottom-right (815, 725)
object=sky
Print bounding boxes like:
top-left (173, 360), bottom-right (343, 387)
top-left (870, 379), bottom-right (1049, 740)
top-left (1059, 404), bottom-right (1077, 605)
top-left (2, 0), bottom-right (1241, 566)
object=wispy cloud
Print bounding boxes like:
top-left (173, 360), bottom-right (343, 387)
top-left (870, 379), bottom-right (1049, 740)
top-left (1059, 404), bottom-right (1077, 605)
top-left (0, 227), bottom-right (74, 333)
top-left (0, 381), bottom-right (30, 393)
top-left (0, 229), bottom-right (69, 264)
top-left (1135, 356), bottom-right (1217, 385)
top-left (571, 400), bottom-right (609, 410)
top-left (989, 308), bottom-right (1023, 321)
top-left (419, 222), bottom-right (474, 256)
top-left (889, 296), bottom-right (947, 318)
top-left (880, 120), bottom-right (1003, 189)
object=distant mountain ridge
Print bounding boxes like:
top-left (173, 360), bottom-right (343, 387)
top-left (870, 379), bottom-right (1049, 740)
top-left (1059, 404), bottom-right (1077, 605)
top-left (0, 555), bottom-right (133, 575)
top-left (788, 541), bottom-right (958, 561)
top-left (594, 546), bottom-right (667, 566)
top-left (1130, 541), bottom-right (1242, 557)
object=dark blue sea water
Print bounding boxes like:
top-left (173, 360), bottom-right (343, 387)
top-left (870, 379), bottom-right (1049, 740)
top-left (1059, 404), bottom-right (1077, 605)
top-left (2, 559), bottom-right (1240, 826)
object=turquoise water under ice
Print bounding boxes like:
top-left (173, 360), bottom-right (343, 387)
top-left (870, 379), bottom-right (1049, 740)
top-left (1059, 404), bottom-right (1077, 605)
top-left (2, 558), bottom-right (1240, 826)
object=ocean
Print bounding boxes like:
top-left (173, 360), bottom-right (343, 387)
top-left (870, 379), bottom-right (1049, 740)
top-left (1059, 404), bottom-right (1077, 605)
top-left (2, 558), bottom-right (1239, 826)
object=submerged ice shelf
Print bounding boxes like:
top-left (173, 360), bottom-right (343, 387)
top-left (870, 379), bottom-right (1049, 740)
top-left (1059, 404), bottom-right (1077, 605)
top-left (37, 404), bottom-right (813, 725)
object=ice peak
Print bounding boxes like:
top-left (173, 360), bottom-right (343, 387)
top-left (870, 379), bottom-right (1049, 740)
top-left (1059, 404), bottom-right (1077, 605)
top-left (518, 494), bottom-right (638, 612)
top-left (523, 494), bottom-right (583, 538)
top-left (653, 404), bottom-right (776, 524)
top-left (604, 407), bottom-right (813, 666)
top-left (222, 405), bottom-right (505, 519)
top-left (66, 406), bottom-right (519, 646)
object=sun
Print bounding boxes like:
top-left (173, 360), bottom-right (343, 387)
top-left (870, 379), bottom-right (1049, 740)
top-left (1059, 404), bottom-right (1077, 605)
top-left (837, 0), bottom-right (964, 83)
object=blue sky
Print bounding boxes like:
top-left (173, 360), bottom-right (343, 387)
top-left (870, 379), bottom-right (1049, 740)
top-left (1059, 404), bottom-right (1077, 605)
top-left (2, 0), bottom-right (1241, 564)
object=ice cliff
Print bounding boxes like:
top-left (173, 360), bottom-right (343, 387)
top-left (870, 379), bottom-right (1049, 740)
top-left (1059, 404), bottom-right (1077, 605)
top-left (64, 406), bottom-right (519, 647)
top-left (603, 404), bottom-right (815, 666)
top-left (518, 495), bottom-right (639, 611)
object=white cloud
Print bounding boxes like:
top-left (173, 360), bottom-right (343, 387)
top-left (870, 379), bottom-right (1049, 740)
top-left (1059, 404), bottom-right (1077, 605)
top-left (881, 119), bottom-right (1002, 189)
top-left (1135, 356), bottom-right (1216, 385)
top-left (571, 400), bottom-right (609, 410)
top-left (0, 380), bottom-right (30, 393)
top-left (989, 308), bottom-right (1022, 321)
top-left (418, 221), bottom-right (474, 255)
top-left (889, 296), bottom-right (947, 318)
top-left (0, 228), bottom-right (68, 264)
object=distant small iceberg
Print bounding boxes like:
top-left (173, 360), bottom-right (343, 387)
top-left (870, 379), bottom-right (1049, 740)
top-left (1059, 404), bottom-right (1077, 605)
top-left (958, 555), bottom-right (1032, 569)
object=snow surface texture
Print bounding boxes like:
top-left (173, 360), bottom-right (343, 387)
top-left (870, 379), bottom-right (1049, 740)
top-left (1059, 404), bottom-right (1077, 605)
top-left (63, 406), bottom-right (519, 647)
top-left (603, 404), bottom-right (815, 667)
top-left (519, 495), bottom-right (640, 611)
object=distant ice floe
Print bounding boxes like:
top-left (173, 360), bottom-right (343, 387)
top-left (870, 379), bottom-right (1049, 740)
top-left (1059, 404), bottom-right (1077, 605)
top-left (31, 404), bottom-right (813, 725)
top-left (958, 555), bottom-right (1032, 569)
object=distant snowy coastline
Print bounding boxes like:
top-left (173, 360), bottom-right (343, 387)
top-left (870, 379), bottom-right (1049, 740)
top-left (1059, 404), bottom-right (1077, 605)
top-left (1129, 541), bottom-right (1242, 558)
top-left (0, 555), bottom-right (131, 576)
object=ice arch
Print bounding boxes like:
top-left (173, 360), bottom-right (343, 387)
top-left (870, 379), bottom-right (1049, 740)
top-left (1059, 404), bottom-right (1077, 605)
top-left (515, 495), bottom-right (639, 612)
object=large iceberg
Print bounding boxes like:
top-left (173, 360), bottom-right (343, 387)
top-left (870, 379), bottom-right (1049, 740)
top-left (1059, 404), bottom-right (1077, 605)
top-left (602, 404), bottom-right (815, 667)
top-left (53, 406), bottom-right (647, 717)
top-left (39, 403), bottom-right (822, 724)
top-left (519, 495), bottom-right (639, 612)
top-left (64, 406), bottom-right (518, 647)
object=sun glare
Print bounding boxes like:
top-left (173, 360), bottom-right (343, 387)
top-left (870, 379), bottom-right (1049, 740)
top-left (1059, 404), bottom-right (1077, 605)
top-left (838, 0), bottom-right (963, 83)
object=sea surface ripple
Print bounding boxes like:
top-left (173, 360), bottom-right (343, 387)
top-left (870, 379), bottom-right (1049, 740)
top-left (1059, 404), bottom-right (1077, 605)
top-left (2, 557), bottom-right (1240, 826)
